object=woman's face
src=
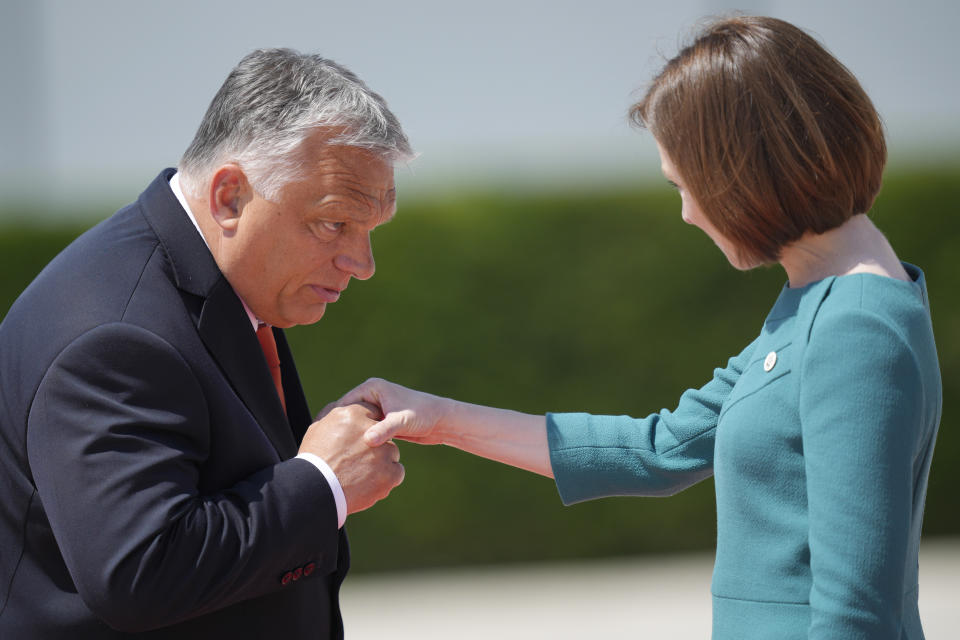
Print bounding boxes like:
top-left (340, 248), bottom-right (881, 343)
top-left (655, 141), bottom-right (755, 270)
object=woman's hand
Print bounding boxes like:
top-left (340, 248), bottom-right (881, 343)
top-left (330, 378), bottom-right (455, 447)
top-left (327, 378), bottom-right (553, 477)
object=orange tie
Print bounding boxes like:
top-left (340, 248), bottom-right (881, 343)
top-left (256, 324), bottom-right (286, 413)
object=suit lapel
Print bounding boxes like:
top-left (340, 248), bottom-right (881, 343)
top-left (276, 329), bottom-right (312, 441)
top-left (197, 279), bottom-right (298, 458)
top-left (139, 169), bottom-right (299, 459)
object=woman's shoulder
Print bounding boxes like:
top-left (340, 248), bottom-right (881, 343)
top-left (802, 263), bottom-right (938, 383)
top-left (817, 262), bottom-right (929, 326)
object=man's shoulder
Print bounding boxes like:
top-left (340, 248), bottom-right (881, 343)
top-left (0, 197), bottom-right (178, 362)
top-left (31, 203), bottom-right (161, 301)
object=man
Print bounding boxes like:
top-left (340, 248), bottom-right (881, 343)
top-left (0, 48), bottom-right (412, 638)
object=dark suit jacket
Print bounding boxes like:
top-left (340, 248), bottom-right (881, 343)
top-left (0, 170), bottom-right (349, 638)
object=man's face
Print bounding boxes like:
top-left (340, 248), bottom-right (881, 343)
top-left (219, 137), bottom-right (396, 328)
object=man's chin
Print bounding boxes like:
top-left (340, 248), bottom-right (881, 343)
top-left (266, 303), bottom-right (326, 329)
top-left (299, 303), bottom-right (328, 327)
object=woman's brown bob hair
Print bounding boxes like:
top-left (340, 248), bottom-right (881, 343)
top-left (631, 16), bottom-right (886, 264)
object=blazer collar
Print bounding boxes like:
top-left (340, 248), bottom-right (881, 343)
top-left (138, 168), bottom-right (220, 299)
top-left (137, 169), bottom-right (300, 458)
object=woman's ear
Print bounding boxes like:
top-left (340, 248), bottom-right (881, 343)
top-left (208, 164), bottom-right (250, 232)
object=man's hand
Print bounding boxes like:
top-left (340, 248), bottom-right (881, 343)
top-left (299, 403), bottom-right (404, 514)
top-left (331, 378), bottom-right (454, 447)
top-left (330, 379), bottom-right (554, 478)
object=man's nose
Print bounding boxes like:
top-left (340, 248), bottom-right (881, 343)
top-left (334, 234), bottom-right (376, 281)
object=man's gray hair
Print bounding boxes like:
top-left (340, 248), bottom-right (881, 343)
top-left (178, 48), bottom-right (413, 200)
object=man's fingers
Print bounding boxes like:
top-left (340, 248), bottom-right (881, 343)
top-left (315, 399), bottom-right (383, 423)
top-left (317, 401), bottom-right (338, 420)
top-left (353, 400), bottom-right (384, 420)
top-left (386, 441), bottom-right (401, 463)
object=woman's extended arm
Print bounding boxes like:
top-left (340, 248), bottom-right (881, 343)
top-left (340, 335), bottom-right (760, 492)
top-left (337, 379), bottom-right (554, 477)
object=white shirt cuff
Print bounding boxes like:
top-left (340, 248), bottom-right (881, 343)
top-left (296, 452), bottom-right (347, 529)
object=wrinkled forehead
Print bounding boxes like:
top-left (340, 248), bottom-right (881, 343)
top-left (302, 139), bottom-right (393, 186)
top-left (290, 142), bottom-right (396, 224)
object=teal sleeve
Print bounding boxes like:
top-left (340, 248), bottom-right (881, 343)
top-left (800, 308), bottom-right (924, 639)
top-left (546, 337), bottom-right (758, 505)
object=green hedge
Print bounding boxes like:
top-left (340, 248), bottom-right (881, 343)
top-left (2, 168), bottom-right (957, 573)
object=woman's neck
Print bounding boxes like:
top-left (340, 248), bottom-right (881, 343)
top-left (778, 214), bottom-right (909, 288)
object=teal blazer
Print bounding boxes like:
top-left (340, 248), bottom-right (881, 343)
top-left (547, 264), bottom-right (941, 639)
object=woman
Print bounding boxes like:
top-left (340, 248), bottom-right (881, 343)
top-left (340, 16), bottom-right (941, 639)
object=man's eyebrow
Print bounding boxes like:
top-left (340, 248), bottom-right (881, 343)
top-left (341, 188), bottom-right (397, 225)
top-left (380, 188), bottom-right (398, 221)
top-left (357, 185), bottom-right (396, 206)
top-left (381, 187), bottom-right (397, 208)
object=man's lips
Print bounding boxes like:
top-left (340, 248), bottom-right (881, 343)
top-left (309, 285), bottom-right (342, 303)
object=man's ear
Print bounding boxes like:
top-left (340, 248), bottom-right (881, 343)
top-left (208, 164), bottom-right (250, 232)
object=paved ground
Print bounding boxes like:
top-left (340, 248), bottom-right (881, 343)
top-left (340, 537), bottom-right (958, 639)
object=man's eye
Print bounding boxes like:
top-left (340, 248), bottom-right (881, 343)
top-left (316, 221), bottom-right (345, 233)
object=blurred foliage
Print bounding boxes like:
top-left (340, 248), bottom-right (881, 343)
top-left (1, 168), bottom-right (957, 573)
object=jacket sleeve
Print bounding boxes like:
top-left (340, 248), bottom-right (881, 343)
top-left (799, 307), bottom-right (926, 639)
top-left (546, 337), bottom-right (758, 504)
top-left (26, 322), bottom-right (339, 632)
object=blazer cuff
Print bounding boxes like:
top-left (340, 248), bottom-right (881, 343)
top-left (296, 452), bottom-right (347, 528)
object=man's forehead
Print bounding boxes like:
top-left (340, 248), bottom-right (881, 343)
top-left (313, 153), bottom-right (393, 187)
top-left (305, 146), bottom-right (393, 184)
top-left (304, 136), bottom-right (391, 171)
